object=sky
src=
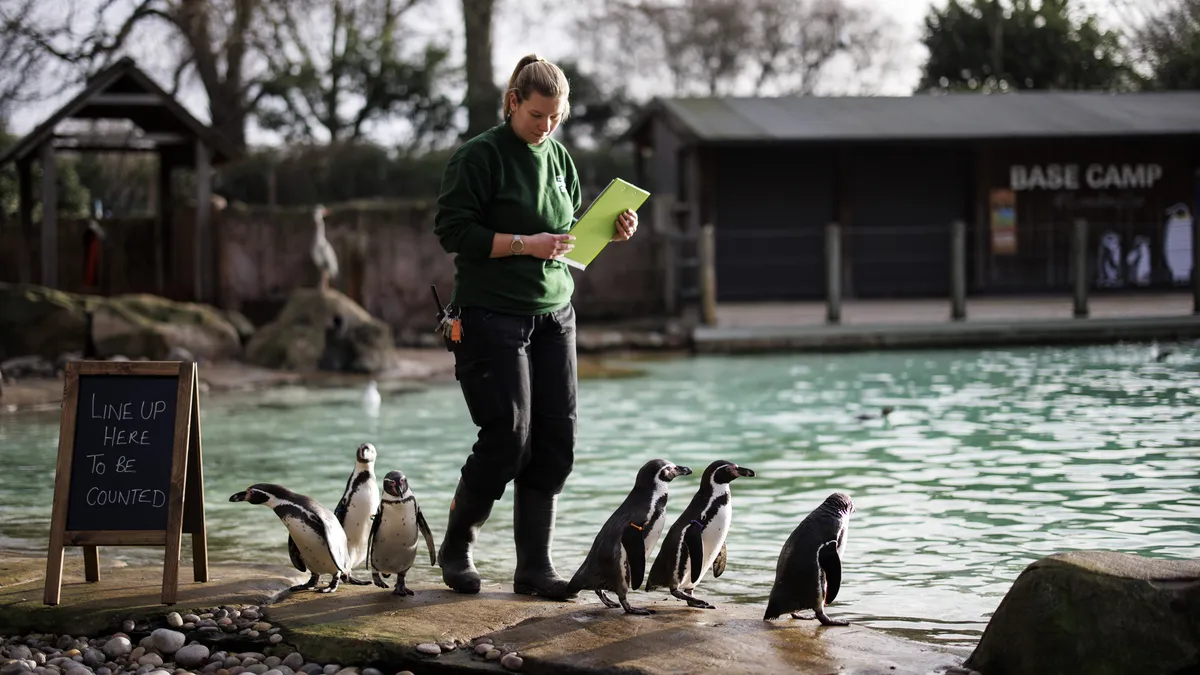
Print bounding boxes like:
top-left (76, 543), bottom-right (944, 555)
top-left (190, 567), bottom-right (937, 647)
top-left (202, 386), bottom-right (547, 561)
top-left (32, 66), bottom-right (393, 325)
top-left (4, 0), bottom-right (1154, 148)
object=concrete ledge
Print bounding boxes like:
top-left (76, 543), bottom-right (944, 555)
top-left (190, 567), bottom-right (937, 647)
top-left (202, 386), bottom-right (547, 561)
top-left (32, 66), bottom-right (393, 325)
top-left (0, 557), bottom-right (970, 674)
top-left (693, 315), bottom-right (1200, 353)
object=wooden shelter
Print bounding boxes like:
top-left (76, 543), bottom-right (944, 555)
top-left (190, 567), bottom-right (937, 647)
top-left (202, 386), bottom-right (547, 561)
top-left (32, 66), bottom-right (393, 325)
top-left (0, 56), bottom-right (240, 301)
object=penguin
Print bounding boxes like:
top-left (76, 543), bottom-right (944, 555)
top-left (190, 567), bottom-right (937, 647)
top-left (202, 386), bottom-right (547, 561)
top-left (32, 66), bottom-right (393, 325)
top-left (334, 442), bottom-right (380, 585)
top-left (566, 459), bottom-right (694, 615)
top-left (1126, 235), bottom-right (1151, 286)
top-left (763, 491), bottom-right (856, 626)
top-left (1163, 203), bottom-right (1194, 284)
top-left (1097, 231), bottom-right (1123, 288)
top-left (367, 470), bottom-right (437, 595)
top-left (854, 406), bottom-right (893, 422)
top-left (229, 483), bottom-right (352, 593)
top-left (645, 459), bottom-right (756, 609)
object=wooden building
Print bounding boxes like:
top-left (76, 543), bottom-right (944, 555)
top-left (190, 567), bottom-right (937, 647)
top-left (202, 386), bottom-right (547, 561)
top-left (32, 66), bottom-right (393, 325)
top-left (0, 57), bottom-right (240, 302)
top-left (625, 93), bottom-right (1200, 303)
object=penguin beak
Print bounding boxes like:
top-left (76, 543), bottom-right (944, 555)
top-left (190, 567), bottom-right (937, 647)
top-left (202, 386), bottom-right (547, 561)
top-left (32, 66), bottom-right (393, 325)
top-left (229, 491), bottom-right (248, 502)
top-left (734, 466), bottom-right (756, 478)
top-left (671, 465), bottom-right (693, 479)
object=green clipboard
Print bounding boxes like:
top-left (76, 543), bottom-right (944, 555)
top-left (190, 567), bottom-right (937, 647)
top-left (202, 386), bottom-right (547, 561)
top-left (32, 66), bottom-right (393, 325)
top-left (561, 178), bottom-right (651, 270)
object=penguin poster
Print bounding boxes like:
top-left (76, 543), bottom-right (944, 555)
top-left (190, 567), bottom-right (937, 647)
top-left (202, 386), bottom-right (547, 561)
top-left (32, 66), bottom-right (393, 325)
top-left (1125, 236), bottom-right (1151, 286)
top-left (1163, 203), bottom-right (1194, 284)
top-left (1096, 231), bottom-right (1123, 288)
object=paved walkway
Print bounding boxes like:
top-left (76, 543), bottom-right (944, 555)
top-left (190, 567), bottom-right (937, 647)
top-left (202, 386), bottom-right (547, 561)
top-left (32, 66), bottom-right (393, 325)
top-left (696, 292), bottom-right (1200, 353)
top-left (715, 292), bottom-right (1197, 328)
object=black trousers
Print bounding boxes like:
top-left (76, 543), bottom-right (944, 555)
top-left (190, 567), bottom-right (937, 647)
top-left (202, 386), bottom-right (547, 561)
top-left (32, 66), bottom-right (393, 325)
top-left (450, 303), bottom-right (577, 500)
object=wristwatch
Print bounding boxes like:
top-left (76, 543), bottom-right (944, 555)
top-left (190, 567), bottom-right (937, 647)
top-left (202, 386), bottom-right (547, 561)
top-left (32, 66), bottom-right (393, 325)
top-left (510, 234), bottom-right (525, 255)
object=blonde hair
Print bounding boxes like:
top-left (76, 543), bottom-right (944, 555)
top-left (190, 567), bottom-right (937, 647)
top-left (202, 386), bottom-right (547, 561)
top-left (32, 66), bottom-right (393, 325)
top-left (503, 54), bottom-right (570, 120)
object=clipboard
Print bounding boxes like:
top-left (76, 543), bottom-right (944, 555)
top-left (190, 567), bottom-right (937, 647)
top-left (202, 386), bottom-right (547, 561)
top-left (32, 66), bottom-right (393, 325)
top-left (561, 178), bottom-right (651, 270)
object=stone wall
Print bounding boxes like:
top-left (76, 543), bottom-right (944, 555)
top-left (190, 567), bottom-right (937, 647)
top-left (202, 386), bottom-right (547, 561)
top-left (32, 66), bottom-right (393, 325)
top-left (216, 203), bottom-right (668, 340)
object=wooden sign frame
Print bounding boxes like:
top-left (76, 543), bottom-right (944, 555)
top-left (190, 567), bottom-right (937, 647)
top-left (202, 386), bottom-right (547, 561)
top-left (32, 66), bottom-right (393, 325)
top-left (44, 361), bottom-right (208, 605)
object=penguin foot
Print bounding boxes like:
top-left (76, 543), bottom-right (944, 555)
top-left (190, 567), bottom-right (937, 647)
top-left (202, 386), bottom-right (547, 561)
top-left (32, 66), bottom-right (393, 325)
top-left (289, 573), bottom-right (320, 592)
top-left (672, 588), bottom-right (715, 609)
top-left (372, 572), bottom-right (389, 589)
top-left (318, 576), bottom-right (342, 594)
top-left (815, 610), bottom-right (849, 626)
top-left (392, 579), bottom-right (415, 596)
top-left (790, 611), bottom-right (816, 621)
top-left (344, 573), bottom-right (372, 586)
top-left (595, 590), bottom-right (621, 609)
top-left (618, 596), bottom-right (655, 615)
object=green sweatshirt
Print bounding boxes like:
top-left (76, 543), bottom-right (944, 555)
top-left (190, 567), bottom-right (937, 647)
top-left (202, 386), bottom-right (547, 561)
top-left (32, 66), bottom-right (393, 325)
top-left (433, 121), bottom-right (582, 315)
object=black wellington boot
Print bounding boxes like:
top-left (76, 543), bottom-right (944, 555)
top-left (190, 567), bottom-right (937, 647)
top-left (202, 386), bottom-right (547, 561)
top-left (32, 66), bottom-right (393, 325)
top-left (437, 480), bottom-right (495, 594)
top-left (512, 484), bottom-right (577, 600)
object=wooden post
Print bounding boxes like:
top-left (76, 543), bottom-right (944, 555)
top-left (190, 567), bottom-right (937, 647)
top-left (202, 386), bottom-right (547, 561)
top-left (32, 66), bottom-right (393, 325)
top-left (951, 219), bottom-right (967, 321)
top-left (152, 155), bottom-right (164, 295)
top-left (655, 196), bottom-right (678, 315)
top-left (826, 222), bottom-right (842, 324)
top-left (699, 223), bottom-right (717, 326)
top-left (158, 158), bottom-right (173, 296)
top-left (40, 142), bottom-right (58, 289)
top-left (194, 140), bottom-right (212, 303)
top-left (17, 158), bottom-right (34, 284)
top-left (1193, 174), bottom-right (1200, 314)
top-left (267, 160), bottom-right (278, 213)
top-left (1073, 218), bottom-right (1089, 319)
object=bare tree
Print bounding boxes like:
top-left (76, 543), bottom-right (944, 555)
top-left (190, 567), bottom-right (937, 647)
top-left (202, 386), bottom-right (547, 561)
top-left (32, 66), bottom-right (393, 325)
top-left (574, 0), bottom-right (897, 97)
top-left (4, 0), bottom-right (267, 149)
top-left (0, 0), bottom-right (50, 123)
top-left (254, 0), bottom-right (457, 144)
top-left (462, 0), bottom-right (498, 138)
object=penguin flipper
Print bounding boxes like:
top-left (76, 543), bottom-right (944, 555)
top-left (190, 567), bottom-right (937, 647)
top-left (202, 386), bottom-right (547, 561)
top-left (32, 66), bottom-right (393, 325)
top-left (287, 536), bottom-right (307, 573)
top-left (818, 539), bottom-right (842, 603)
top-left (712, 542), bottom-right (727, 578)
top-left (366, 503), bottom-right (384, 574)
top-left (684, 522), bottom-right (705, 584)
top-left (416, 507), bottom-right (437, 566)
top-left (621, 524), bottom-right (647, 590)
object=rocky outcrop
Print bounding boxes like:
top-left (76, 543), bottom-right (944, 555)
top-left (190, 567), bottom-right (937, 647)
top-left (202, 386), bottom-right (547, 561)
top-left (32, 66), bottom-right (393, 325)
top-left (964, 550), bottom-right (1200, 675)
top-left (91, 294), bottom-right (241, 362)
top-left (244, 288), bottom-right (396, 373)
top-left (0, 283), bottom-right (242, 363)
top-left (0, 284), bottom-right (90, 360)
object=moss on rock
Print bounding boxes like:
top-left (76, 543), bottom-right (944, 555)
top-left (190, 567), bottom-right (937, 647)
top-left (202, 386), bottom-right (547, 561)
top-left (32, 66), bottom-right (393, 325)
top-left (965, 551), bottom-right (1200, 675)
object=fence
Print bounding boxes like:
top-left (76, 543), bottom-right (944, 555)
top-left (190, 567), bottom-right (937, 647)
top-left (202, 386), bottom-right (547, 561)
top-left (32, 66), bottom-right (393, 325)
top-left (693, 218), bottom-right (1200, 325)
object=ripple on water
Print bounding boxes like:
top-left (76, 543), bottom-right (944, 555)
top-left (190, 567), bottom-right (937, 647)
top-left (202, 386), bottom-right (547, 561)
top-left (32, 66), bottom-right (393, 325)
top-left (1, 343), bottom-right (1199, 648)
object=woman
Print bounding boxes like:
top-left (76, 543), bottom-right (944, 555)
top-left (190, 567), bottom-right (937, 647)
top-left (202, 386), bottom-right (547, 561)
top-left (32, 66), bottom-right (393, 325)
top-left (432, 54), bottom-right (638, 600)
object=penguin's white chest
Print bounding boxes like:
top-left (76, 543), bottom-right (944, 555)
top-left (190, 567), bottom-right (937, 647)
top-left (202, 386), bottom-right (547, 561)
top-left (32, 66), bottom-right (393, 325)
top-left (284, 516), bottom-right (344, 574)
top-left (682, 489), bottom-right (732, 590)
top-left (369, 502), bottom-right (420, 574)
top-left (643, 484), bottom-right (669, 557)
top-left (343, 479), bottom-right (380, 564)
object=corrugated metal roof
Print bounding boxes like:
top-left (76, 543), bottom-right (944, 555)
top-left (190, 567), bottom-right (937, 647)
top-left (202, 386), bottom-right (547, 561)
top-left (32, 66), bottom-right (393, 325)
top-left (636, 92), bottom-right (1200, 142)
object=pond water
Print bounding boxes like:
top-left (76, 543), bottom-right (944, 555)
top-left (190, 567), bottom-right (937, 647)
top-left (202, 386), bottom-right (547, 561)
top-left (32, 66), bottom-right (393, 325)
top-left (2, 343), bottom-right (1198, 648)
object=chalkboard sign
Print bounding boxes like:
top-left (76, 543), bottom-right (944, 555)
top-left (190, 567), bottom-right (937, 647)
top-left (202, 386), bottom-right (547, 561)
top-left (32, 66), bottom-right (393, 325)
top-left (66, 374), bottom-right (181, 532)
top-left (44, 361), bottom-right (208, 606)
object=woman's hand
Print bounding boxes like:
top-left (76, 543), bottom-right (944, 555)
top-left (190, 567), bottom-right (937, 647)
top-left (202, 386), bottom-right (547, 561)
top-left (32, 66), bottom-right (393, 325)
top-left (525, 232), bottom-right (576, 260)
top-left (612, 209), bottom-right (638, 242)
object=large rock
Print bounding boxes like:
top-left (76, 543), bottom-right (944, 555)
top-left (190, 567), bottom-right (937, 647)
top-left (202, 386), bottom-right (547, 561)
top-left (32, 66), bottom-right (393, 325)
top-left (244, 288), bottom-right (396, 373)
top-left (0, 283), bottom-right (242, 363)
top-left (964, 551), bottom-right (1200, 675)
top-left (91, 294), bottom-right (241, 362)
top-left (0, 283), bottom-right (89, 360)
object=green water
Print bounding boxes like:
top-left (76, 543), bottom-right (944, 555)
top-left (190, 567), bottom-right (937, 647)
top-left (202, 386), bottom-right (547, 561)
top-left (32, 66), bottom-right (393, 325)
top-left (2, 343), bottom-right (1199, 647)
